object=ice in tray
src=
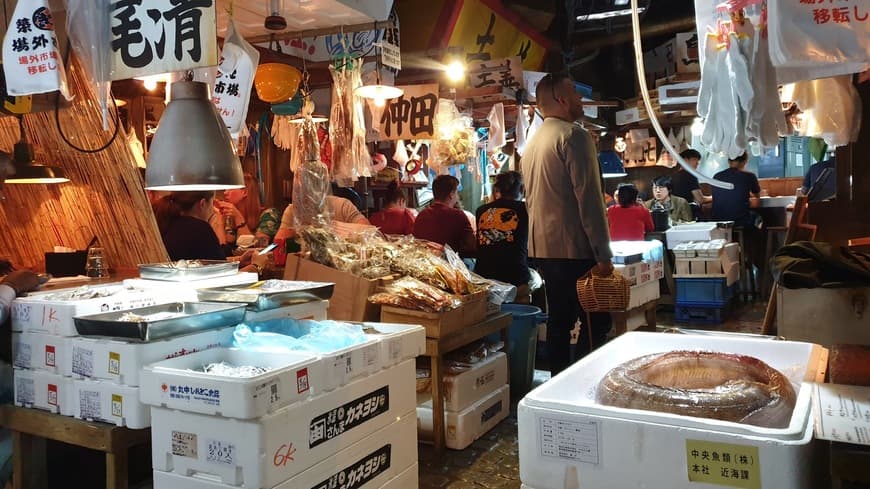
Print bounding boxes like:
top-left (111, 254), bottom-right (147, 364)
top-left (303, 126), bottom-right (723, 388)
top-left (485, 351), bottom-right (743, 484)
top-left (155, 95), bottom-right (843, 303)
top-left (139, 348), bottom-right (322, 419)
top-left (137, 260), bottom-right (239, 281)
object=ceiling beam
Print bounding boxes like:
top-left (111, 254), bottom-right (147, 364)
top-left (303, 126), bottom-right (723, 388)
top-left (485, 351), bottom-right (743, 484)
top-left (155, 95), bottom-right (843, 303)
top-left (573, 15), bottom-right (696, 52)
top-left (245, 21), bottom-right (393, 45)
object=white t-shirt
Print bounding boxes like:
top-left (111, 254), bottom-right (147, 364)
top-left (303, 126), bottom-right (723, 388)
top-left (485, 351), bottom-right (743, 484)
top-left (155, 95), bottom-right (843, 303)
top-left (279, 195), bottom-right (369, 229)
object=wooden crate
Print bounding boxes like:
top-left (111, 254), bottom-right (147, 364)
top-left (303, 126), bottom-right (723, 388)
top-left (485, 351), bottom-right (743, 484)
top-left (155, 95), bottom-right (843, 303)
top-left (380, 291), bottom-right (488, 338)
top-left (283, 254), bottom-right (387, 322)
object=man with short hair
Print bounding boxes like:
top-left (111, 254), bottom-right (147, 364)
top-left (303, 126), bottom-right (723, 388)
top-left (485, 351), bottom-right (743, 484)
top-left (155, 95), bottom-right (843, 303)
top-left (522, 73), bottom-right (613, 375)
top-left (413, 175), bottom-right (476, 255)
top-left (672, 148), bottom-right (710, 205)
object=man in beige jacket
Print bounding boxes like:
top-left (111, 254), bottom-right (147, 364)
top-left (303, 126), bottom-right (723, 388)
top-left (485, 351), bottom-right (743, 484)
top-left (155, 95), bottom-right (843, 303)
top-left (522, 73), bottom-right (614, 375)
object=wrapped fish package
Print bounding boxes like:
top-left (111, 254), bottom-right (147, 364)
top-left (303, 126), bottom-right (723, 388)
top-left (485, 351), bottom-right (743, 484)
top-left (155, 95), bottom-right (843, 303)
top-left (518, 331), bottom-right (828, 489)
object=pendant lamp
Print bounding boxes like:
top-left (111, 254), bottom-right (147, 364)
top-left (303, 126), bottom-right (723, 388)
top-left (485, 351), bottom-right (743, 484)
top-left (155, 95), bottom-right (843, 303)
top-left (5, 115), bottom-right (69, 184)
top-left (353, 44), bottom-right (403, 105)
top-left (145, 80), bottom-right (244, 190)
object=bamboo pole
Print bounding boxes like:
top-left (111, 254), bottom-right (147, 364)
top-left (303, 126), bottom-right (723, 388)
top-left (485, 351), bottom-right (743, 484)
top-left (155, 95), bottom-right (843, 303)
top-left (0, 55), bottom-right (168, 272)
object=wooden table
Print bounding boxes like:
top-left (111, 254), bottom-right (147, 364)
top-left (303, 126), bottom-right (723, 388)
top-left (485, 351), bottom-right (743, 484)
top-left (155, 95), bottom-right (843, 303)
top-left (423, 312), bottom-right (512, 453)
top-left (610, 299), bottom-right (658, 336)
top-left (0, 406), bottom-right (150, 489)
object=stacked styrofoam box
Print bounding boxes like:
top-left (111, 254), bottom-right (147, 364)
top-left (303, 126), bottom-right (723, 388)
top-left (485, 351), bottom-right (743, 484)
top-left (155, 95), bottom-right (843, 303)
top-left (518, 332), bottom-right (827, 489)
top-left (665, 222), bottom-right (733, 249)
top-left (144, 322), bottom-right (425, 489)
top-left (11, 283), bottom-right (178, 420)
top-left (416, 352), bottom-right (510, 450)
top-left (611, 240), bottom-right (664, 286)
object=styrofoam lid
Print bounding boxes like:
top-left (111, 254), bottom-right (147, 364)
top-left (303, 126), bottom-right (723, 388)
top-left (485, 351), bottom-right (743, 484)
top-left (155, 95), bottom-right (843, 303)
top-left (522, 332), bottom-right (823, 441)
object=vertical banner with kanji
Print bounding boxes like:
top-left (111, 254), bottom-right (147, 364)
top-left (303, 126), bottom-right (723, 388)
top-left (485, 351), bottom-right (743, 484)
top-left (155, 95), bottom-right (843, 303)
top-left (378, 84), bottom-right (439, 141)
top-left (2, 0), bottom-right (70, 98)
top-left (109, 0), bottom-right (218, 81)
top-left (213, 20), bottom-right (258, 138)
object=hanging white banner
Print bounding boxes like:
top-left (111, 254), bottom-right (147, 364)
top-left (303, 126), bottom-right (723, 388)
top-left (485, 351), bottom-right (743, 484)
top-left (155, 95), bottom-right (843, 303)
top-left (2, 0), bottom-right (70, 99)
top-left (213, 20), bottom-right (258, 138)
top-left (109, 0), bottom-right (218, 81)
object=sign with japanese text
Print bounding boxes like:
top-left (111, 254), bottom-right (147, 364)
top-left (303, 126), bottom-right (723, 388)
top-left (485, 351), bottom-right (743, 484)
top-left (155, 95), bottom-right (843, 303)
top-left (2, 0), bottom-right (70, 98)
top-left (685, 440), bottom-right (761, 489)
top-left (213, 20), bottom-right (258, 138)
top-left (446, 0), bottom-right (548, 71)
top-left (378, 84), bottom-right (439, 141)
top-left (467, 56), bottom-right (523, 92)
top-left (675, 32), bottom-right (700, 74)
top-left (109, 0), bottom-right (218, 81)
top-left (380, 41), bottom-right (401, 71)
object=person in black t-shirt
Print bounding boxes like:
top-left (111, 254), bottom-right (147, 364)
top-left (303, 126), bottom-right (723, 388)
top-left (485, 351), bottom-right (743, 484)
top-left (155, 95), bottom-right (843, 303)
top-left (672, 149), bottom-right (711, 205)
top-left (475, 171), bottom-right (530, 290)
top-left (711, 152), bottom-right (761, 228)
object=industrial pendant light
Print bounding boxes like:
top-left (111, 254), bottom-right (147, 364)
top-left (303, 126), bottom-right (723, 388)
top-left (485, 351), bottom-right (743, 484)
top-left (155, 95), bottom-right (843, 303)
top-left (145, 80), bottom-right (244, 190)
top-left (5, 115), bottom-right (69, 184)
top-left (353, 41), bottom-right (403, 106)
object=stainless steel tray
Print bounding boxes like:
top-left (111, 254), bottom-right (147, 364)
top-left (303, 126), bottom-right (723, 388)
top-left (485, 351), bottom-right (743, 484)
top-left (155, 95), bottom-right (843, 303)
top-left (196, 280), bottom-right (335, 311)
top-left (138, 260), bottom-right (239, 281)
top-left (73, 302), bottom-right (247, 341)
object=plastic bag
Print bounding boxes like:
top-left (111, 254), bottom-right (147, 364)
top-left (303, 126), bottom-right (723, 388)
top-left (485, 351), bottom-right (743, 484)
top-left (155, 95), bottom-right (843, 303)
top-left (215, 20), bottom-right (259, 138)
top-left (65, 0), bottom-right (108, 126)
top-left (292, 115), bottom-right (331, 230)
top-left (4, 0), bottom-right (71, 100)
top-left (328, 64), bottom-right (370, 186)
top-left (233, 319), bottom-right (368, 354)
top-left (790, 75), bottom-right (862, 147)
top-left (368, 276), bottom-right (459, 312)
top-left (430, 99), bottom-right (477, 171)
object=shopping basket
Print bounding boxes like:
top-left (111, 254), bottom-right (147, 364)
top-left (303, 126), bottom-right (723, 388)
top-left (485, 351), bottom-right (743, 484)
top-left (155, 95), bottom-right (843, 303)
top-left (576, 270), bottom-right (630, 349)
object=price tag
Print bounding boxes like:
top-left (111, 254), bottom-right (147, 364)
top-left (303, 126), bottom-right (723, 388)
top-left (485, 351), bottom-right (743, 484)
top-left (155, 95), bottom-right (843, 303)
top-left (108, 351), bottom-right (121, 376)
top-left (111, 394), bottom-right (123, 418)
top-left (72, 346), bottom-right (94, 377)
top-left (79, 390), bottom-right (101, 420)
top-left (171, 431), bottom-right (198, 458)
top-left (15, 377), bottom-right (34, 405)
top-left (206, 438), bottom-right (236, 466)
top-left (14, 341), bottom-right (31, 368)
top-left (685, 440), bottom-right (761, 489)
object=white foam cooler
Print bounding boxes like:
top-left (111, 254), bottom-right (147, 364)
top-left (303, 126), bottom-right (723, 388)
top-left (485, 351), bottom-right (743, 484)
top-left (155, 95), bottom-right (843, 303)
top-left (440, 351), bottom-right (508, 412)
top-left (151, 413), bottom-right (418, 489)
top-left (140, 348), bottom-right (323, 419)
top-left (150, 359), bottom-right (416, 488)
top-left (518, 332), bottom-right (828, 489)
top-left (418, 384), bottom-right (510, 450)
top-left (14, 368), bottom-right (75, 416)
top-left (67, 327), bottom-right (233, 386)
top-left (13, 332), bottom-right (69, 374)
top-left (74, 378), bottom-right (150, 429)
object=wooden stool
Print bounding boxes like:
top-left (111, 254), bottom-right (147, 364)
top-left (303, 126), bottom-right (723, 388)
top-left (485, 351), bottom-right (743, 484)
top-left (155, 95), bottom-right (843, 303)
top-left (0, 406), bottom-right (150, 489)
top-left (732, 227), bottom-right (758, 302)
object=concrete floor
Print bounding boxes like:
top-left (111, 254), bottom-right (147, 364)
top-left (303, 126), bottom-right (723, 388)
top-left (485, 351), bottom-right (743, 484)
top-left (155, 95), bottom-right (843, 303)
top-left (418, 299), bottom-right (768, 488)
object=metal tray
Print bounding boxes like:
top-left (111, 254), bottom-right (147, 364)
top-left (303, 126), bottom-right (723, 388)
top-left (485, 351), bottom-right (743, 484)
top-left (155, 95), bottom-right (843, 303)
top-left (137, 260), bottom-right (240, 281)
top-left (196, 280), bottom-right (335, 311)
top-left (73, 302), bottom-right (247, 341)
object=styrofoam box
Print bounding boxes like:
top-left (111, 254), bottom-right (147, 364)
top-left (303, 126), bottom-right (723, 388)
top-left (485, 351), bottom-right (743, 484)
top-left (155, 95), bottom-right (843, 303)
top-left (68, 327), bottom-right (233, 386)
top-left (14, 368), bottom-right (75, 416)
top-left (518, 332), bottom-right (827, 489)
top-left (122, 273), bottom-right (259, 300)
top-left (418, 384), bottom-right (510, 450)
top-left (151, 358), bottom-right (416, 488)
top-left (13, 332), bottom-right (69, 374)
top-left (140, 348), bottom-right (323, 419)
top-left (151, 414), bottom-right (418, 489)
top-left (442, 351), bottom-right (508, 412)
top-left (627, 279), bottom-right (660, 310)
top-left (363, 322), bottom-right (426, 371)
top-left (243, 300), bottom-right (329, 323)
top-left (665, 223), bottom-right (732, 249)
top-left (73, 378), bottom-right (150, 429)
top-left (610, 240), bottom-right (664, 265)
top-left (11, 284), bottom-right (176, 336)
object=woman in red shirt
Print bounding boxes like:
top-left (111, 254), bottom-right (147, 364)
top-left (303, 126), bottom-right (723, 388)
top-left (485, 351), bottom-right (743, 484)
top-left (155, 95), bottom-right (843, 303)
top-left (369, 180), bottom-right (416, 235)
top-left (607, 183), bottom-right (654, 241)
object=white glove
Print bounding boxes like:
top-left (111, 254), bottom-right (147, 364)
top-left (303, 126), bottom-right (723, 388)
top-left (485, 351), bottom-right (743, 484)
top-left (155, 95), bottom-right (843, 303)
top-left (726, 33), bottom-right (754, 159)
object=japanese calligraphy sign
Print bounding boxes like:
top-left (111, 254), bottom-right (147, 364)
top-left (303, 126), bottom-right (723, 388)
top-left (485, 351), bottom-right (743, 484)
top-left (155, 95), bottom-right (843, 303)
top-left (768, 0), bottom-right (869, 74)
top-left (467, 56), bottom-right (523, 92)
top-left (685, 440), bottom-right (761, 489)
top-left (378, 84), bottom-right (438, 141)
top-left (446, 0), bottom-right (548, 71)
top-left (213, 20), bottom-right (258, 138)
top-left (2, 0), bottom-right (70, 98)
top-left (109, 0), bottom-right (218, 81)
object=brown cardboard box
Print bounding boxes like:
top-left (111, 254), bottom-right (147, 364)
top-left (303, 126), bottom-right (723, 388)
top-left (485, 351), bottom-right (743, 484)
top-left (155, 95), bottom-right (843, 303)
top-left (283, 254), bottom-right (386, 322)
top-left (380, 291), bottom-right (488, 338)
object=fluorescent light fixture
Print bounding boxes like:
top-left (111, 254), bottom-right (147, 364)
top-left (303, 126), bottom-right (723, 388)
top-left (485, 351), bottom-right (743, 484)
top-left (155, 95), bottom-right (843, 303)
top-left (578, 7), bottom-right (644, 20)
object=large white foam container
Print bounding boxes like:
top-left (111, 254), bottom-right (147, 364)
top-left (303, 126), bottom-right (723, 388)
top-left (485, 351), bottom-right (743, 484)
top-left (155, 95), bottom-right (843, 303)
top-left (73, 378), bottom-right (150, 429)
top-left (13, 369), bottom-right (75, 416)
top-left (13, 332), bottom-right (70, 374)
top-left (151, 413), bottom-right (418, 489)
top-left (151, 359), bottom-right (416, 488)
top-left (518, 332), bottom-right (828, 489)
top-left (418, 384), bottom-right (510, 450)
top-left (439, 351), bottom-right (508, 412)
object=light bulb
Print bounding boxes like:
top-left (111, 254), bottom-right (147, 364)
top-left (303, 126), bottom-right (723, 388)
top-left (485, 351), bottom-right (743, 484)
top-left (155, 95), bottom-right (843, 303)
top-left (374, 97), bottom-right (386, 108)
top-left (446, 61), bottom-right (466, 83)
top-left (143, 78), bottom-right (158, 91)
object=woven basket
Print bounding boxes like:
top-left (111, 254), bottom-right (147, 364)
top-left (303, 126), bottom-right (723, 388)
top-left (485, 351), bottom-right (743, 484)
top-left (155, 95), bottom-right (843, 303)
top-left (576, 271), bottom-right (631, 312)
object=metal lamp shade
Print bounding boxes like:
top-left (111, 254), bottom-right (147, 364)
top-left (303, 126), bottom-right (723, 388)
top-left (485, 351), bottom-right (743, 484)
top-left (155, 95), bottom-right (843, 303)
top-left (145, 81), bottom-right (244, 191)
top-left (5, 163), bottom-right (69, 184)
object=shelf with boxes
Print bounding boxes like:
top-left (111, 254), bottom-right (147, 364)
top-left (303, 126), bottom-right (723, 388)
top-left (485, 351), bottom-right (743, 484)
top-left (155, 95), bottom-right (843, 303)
top-left (672, 240), bottom-right (741, 324)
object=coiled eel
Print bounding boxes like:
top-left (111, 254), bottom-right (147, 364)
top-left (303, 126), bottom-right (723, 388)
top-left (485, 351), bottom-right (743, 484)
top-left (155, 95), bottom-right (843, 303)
top-left (596, 351), bottom-right (796, 428)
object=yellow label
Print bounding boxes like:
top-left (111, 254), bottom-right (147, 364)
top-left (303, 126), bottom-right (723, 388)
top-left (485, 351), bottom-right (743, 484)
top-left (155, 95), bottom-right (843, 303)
top-left (111, 394), bottom-right (123, 418)
top-left (108, 352), bottom-right (121, 375)
top-left (685, 439), bottom-right (761, 489)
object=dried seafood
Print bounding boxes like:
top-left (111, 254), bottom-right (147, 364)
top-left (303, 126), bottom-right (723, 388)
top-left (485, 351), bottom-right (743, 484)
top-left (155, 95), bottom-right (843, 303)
top-left (369, 276), bottom-right (458, 312)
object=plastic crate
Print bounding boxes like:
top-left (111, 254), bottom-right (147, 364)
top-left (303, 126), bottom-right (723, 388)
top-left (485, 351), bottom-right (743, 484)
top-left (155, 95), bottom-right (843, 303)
top-left (675, 277), bottom-right (736, 306)
top-left (674, 301), bottom-right (732, 324)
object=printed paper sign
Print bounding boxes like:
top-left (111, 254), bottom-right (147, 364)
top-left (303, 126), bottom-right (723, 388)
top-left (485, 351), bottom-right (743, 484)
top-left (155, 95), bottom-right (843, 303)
top-left (171, 431), bottom-right (198, 458)
top-left (109, 0), bottom-right (218, 80)
top-left (378, 84), bottom-right (438, 141)
top-left (685, 439), bottom-right (761, 489)
top-left (2, 0), bottom-right (70, 98)
top-left (213, 20), bottom-right (258, 138)
top-left (813, 382), bottom-right (870, 445)
top-left (538, 416), bottom-right (600, 464)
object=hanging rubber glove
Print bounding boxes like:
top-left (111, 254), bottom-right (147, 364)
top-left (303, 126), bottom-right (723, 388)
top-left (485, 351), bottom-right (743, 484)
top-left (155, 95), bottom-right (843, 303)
top-left (754, 33), bottom-right (788, 147)
top-left (725, 33), bottom-right (754, 159)
top-left (697, 33), bottom-right (719, 120)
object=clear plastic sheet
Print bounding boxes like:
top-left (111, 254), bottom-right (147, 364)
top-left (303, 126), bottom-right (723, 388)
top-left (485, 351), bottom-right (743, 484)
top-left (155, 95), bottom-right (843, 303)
top-left (368, 276), bottom-right (458, 312)
top-left (443, 341), bottom-right (505, 375)
top-left (292, 116), bottom-right (331, 230)
top-left (232, 319), bottom-right (368, 354)
top-left (65, 0), bottom-right (111, 127)
top-left (790, 75), bottom-right (862, 147)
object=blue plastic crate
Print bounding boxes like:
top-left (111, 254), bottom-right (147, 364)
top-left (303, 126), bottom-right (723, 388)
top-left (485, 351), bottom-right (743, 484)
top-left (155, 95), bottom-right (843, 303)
top-left (675, 277), bottom-right (736, 306)
top-left (674, 301), bottom-right (732, 324)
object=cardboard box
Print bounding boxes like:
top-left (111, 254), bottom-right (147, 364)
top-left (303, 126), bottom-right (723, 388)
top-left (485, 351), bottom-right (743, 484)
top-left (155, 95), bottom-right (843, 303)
top-left (778, 286), bottom-right (870, 347)
top-left (283, 254), bottom-right (385, 322)
top-left (615, 107), bottom-right (641, 126)
top-left (380, 291), bottom-right (488, 338)
top-left (441, 351), bottom-right (508, 412)
top-left (14, 369), bottom-right (75, 416)
top-left (151, 359), bottom-right (416, 488)
top-left (151, 416), bottom-right (418, 489)
top-left (418, 384), bottom-right (510, 450)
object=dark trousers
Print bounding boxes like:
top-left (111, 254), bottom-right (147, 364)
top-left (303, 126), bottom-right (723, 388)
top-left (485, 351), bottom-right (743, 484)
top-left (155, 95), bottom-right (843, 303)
top-left (536, 258), bottom-right (612, 376)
